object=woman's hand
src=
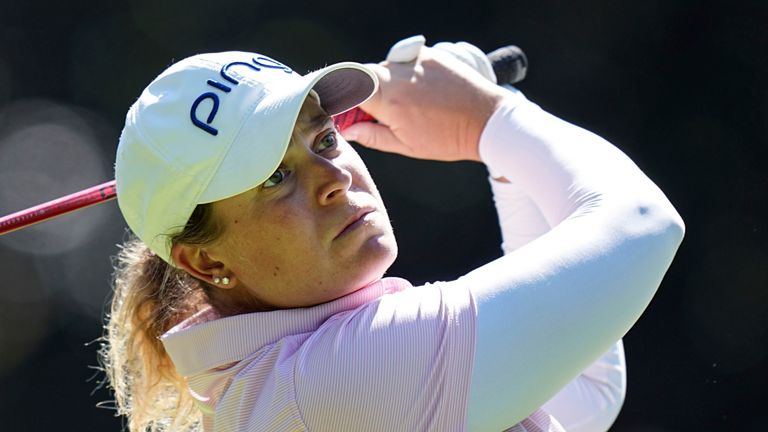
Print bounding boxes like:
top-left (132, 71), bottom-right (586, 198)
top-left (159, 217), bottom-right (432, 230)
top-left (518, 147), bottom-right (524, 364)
top-left (341, 47), bottom-right (507, 162)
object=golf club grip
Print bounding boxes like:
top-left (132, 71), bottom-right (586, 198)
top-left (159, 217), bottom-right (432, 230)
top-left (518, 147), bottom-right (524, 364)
top-left (333, 44), bottom-right (528, 131)
top-left (0, 45), bottom-right (528, 235)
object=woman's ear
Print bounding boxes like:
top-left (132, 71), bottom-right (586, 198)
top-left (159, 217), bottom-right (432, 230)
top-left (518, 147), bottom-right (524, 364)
top-left (171, 244), bottom-right (235, 289)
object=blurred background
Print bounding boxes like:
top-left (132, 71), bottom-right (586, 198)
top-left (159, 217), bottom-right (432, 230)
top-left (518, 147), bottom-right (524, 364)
top-left (0, 0), bottom-right (765, 430)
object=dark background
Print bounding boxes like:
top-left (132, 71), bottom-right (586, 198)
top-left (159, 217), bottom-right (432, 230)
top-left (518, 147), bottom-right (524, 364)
top-left (0, 0), bottom-right (765, 430)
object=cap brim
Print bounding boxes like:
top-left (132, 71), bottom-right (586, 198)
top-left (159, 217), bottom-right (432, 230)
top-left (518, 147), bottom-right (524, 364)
top-left (197, 62), bottom-right (377, 204)
top-left (311, 65), bottom-right (378, 116)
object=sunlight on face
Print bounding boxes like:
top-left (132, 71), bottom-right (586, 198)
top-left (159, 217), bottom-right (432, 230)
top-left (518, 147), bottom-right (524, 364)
top-left (206, 93), bottom-right (398, 309)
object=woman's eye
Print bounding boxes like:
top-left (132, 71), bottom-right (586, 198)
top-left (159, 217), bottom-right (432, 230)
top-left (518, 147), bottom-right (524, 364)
top-left (317, 131), bottom-right (338, 152)
top-left (263, 168), bottom-right (289, 188)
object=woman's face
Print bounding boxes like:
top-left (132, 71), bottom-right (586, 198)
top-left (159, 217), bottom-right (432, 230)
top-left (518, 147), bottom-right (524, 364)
top-left (203, 94), bottom-right (397, 309)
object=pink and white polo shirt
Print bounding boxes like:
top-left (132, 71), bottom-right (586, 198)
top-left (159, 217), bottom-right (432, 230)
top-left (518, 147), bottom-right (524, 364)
top-left (162, 277), bottom-right (478, 431)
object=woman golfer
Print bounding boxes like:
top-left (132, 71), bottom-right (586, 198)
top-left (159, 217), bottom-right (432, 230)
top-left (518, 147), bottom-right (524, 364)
top-left (103, 39), bottom-right (684, 432)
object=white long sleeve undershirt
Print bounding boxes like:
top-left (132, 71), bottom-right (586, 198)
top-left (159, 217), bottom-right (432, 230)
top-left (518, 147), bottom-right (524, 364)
top-left (490, 176), bottom-right (627, 432)
top-left (464, 88), bottom-right (684, 431)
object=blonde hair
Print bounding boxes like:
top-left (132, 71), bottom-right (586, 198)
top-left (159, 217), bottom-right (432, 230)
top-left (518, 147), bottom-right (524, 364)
top-left (101, 203), bottom-right (222, 431)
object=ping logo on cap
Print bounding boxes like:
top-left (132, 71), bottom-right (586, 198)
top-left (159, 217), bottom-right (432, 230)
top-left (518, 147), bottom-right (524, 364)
top-left (190, 56), bottom-right (293, 136)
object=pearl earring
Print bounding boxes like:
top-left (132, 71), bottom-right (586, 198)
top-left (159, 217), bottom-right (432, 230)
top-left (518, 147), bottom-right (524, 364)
top-left (213, 277), bottom-right (221, 284)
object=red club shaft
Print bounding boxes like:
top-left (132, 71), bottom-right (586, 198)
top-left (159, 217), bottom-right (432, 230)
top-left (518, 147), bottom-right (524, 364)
top-left (0, 108), bottom-right (373, 235)
top-left (0, 180), bottom-right (117, 235)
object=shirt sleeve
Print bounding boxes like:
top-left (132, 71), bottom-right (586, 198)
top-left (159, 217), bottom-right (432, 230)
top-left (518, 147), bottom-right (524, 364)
top-left (294, 280), bottom-right (476, 432)
top-left (489, 176), bottom-right (627, 432)
top-left (541, 340), bottom-right (626, 432)
top-left (464, 87), bottom-right (684, 431)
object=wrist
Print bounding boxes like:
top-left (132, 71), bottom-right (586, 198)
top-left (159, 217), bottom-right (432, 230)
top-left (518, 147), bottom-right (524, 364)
top-left (465, 85), bottom-right (507, 161)
top-left (478, 89), bottom-right (528, 167)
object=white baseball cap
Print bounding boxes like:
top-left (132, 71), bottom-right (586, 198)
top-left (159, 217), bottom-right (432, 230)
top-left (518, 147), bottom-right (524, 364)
top-left (115, 51), bottom-right (378, 263)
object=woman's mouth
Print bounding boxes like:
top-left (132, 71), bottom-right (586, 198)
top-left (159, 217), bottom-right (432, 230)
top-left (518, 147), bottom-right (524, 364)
top-left (335, 208), bottom-right (375, 239)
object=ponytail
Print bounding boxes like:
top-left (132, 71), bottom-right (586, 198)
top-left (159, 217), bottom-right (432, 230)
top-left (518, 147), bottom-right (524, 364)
top-left (101, 204), bottom-right (222, 431)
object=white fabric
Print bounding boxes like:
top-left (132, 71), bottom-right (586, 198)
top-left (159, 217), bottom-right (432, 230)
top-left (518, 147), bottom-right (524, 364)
top-left (386, 34), bottom-right (427, 63)
top-left (489, 170), bottom-right (627, 431)
top-left (542, 341), bottom-right (626, 431)
top-left (465, 88), bottom-right (684, 430)
top-left (432, 41), bottom-right (497, 83)
top-left (386, 35), bottom-right (497, 83)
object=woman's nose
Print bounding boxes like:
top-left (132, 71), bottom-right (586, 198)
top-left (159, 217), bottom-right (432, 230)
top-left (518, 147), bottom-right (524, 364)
top-left (312, 157), bottom-right (352, 205)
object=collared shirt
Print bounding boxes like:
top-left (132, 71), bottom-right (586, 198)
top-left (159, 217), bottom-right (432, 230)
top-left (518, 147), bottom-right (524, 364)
top-left (162, 277), bottom-right (477, 431)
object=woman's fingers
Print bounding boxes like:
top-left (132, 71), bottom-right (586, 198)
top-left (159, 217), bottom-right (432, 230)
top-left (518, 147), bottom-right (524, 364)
top-left (353, 48), bottom-right (505, 162)
top-left (341, 121), bottom-right (416, 157)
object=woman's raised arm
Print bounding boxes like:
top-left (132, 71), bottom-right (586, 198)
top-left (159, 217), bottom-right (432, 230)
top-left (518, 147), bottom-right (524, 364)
top-left (346, 51), bottom-right (684, 430)
top-left (462, 88), bottom-right (684, 430)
